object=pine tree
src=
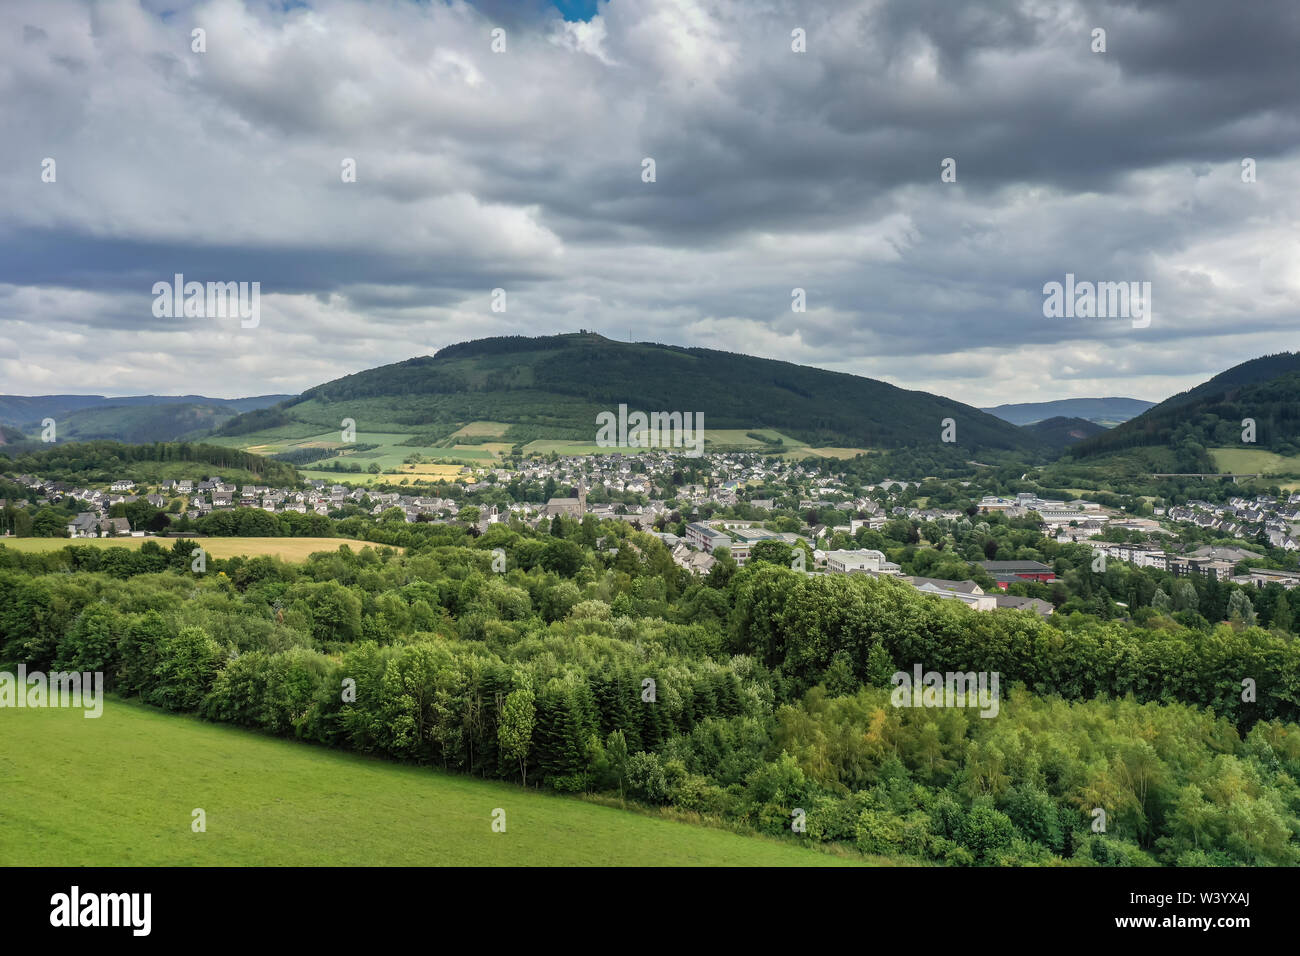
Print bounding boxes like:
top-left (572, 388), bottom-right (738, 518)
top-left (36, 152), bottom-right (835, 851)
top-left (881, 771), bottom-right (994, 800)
top-left (1272, 593), bottom-right (1293, 632)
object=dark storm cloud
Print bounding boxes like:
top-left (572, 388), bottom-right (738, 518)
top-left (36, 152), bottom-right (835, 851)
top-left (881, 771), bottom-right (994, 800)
top-left (0, 0), bottom-right (1297, 402)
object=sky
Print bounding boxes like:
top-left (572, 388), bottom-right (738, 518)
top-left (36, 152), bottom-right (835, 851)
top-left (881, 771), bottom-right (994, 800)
top-left (2, 0), bottom-right (1298, 407)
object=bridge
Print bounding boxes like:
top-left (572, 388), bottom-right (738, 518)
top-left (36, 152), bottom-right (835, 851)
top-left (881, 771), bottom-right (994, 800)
top-left (1147, 473), bottom-right (1264, 483)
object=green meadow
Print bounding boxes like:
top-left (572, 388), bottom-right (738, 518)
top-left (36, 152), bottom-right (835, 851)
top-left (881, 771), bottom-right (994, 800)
top-left (1210, 446), bottom-right (1300, 476)
top-left (209, 426), bottom-right (502, 469)
top-left (0, 700), bottom-right (865, 866)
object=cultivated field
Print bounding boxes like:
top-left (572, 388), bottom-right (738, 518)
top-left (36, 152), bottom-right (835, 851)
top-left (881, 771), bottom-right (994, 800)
top-left (521, 439), bottom-right (626, 456)
top-left (218, 419), bottom-right (864, 471)
top-left (798, 447), bottom-right (870, 460)
top-left (1210, 447), bottom-right (1300, 476)
top-left (0, 536), bottom-right (390, 561)
top-left (213, 426), bottom-right (503, 468)
top-left (0, 701), bottom-right (866, 867)
top-left (447, 421), bottom-right (511, 439)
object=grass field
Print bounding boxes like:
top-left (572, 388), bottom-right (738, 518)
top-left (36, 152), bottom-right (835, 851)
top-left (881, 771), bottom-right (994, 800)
top-left (215, 427), bottom-right (505, 468)
top-left (521, 440), bottom-right (628, 455)
top-left (1210, 447), bottom-right (1300, 476)
top-left (0, 700), bottom-right (867, 866)
top-left (0, 536), bottom-right (391, 561)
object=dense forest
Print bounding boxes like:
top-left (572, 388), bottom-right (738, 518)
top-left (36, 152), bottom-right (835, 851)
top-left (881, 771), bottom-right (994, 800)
top-left (1072, 353), bottom-right (1300, 459)
top-left (0, 441), bottom-right (297, 486)
top-left (3, 514), bottom-right (1297, 866)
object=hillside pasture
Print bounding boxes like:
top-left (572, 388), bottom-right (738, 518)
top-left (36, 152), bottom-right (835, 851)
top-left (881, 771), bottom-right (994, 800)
top-left (0, 701), bottom-right (867, 867)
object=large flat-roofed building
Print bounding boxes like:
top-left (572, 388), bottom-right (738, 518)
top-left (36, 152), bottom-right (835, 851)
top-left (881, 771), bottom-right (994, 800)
top-left (1242, 567), bottom-right (1300, 589)
top-left (685, 521), bottom-right (733, 553)
top-left (825, 549), bottom-right (901, 575)
top-left (978, 560), bottom-right (1056, 589)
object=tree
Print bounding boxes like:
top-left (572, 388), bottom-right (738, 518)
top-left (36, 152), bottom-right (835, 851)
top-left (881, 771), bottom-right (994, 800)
top-left (303, 581), bottom-right (362, 644)
top-left (958, 804), bottom-right (1015, 862)
top-left (149, 626), bottom-right (224, 712)
top-left (31, 508), bottom-right (68, 538)
top-left (748, 539), bottom-right (794, 568)
top-left (1271, 593), bottom-right (1293, 632)
top-left (605, 729), bottom-right (629, 800)
top-left (541, 538), bottom-right (583, 576)
top-left (1151, 587), bottom-right (1172, 612)
top-left (498, 680), bottom-right (536, 786)
top-left (54, 604), bottom-right (122, 679)
top-left (1227, 589), bottom-right (1257, 626)
top-left (706, 547), bottom-right (737, 589)
top-left (1172, 580), bottom-right (1199, 612)
top-left (118, 610), bottom-right (168, 697)
top-left (541, 581), bottom-right (581, 622)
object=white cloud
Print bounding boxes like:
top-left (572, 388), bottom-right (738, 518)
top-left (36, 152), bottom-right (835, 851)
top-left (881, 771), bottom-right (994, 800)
top-left (0, 0), bottom-right (1297, 407)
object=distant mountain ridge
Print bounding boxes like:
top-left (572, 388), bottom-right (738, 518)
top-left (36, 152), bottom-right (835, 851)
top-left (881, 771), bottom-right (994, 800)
top-left (982, 397), bottom-right (1154, 426)
top-left (0, 394), bottom-right (291, 443)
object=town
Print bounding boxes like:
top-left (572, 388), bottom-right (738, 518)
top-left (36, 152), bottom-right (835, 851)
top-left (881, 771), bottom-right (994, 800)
top-left (7, 450), bottom-right (1300, 621)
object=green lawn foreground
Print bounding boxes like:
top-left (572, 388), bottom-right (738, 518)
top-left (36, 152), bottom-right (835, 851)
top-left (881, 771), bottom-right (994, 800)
top-left (0, 698), bottom-right (861, 867)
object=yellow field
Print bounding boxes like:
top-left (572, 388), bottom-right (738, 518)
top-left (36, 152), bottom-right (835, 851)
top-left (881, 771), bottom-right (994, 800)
top-left (0, 536), bottom-right (396, 561)
top-left (448, 421), bottom-right (510, 439)
top-left (396, 463), bottom-right (471, 478)
top-left (297, 469), bottom-right (469, 486)
top-left (800, 447), bottom-right (869, 459)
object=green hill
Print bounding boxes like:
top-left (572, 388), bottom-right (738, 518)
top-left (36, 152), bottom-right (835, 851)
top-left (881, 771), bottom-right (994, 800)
top-left (0, 440), bottom-right (298, 486)
top-left (0, 394), bottom-right (290, 443)
top-left (51, 402), bottom-right (252, 443)
top-left (1069, 352), bottom-right (1300, 468)
top-left (1021, 416), bottom-right (1107, 449)
top-left (216, 332), bottom-right (1043, 456)
top-left (0, 699), bottom-right (865, 866)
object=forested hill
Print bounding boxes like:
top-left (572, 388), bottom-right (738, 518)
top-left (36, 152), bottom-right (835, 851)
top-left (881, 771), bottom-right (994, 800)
top-left (1021, 416), bottom-right (1107, 449)
top-left (218, 332), bottom-right (1045, 454)
top-left (0, 441), bottom-right (298, 486)
top-left (1069, 352), bottom-right (1300, 460)
top-left (0, 394), bottom-right (291, 444)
